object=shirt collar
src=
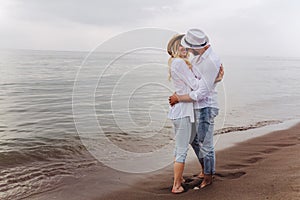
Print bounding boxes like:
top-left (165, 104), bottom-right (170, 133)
top-left (191, 46), bottom-right (212, 64)
top-left (201, 46), bottom-right (212, 59)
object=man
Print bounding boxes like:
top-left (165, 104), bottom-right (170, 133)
top-left (169, 28), bottom-right (223, 188)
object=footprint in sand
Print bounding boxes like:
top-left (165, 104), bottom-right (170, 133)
top-left (220, 163), bottom-right (249, 170)
top-left (215, 171), bottom-right (246, 180)
top-left (272, 143), bottom-right (297, 147)
top-left (244, 156), bottom-right (263, 163)
top-left (259, 147), bottom-right (279, 154)
top-left (184, 176), bottom-right (204, 189)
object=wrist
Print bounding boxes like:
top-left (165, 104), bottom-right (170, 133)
top-left (175, 94), bottom-right (180, 102)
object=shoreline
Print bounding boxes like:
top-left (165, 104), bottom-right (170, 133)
top-left (29, 120), bottom-right (300, 200)
top-left (102, 120), bottom-right (300, 200)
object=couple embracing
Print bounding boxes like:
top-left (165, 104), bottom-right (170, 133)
top-left (167, 29), bottom-right (224, 194)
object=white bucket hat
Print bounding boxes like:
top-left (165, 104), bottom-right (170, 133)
top-left (181, 29), bottom-right (209, 49)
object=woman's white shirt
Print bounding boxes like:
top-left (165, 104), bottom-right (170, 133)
top-left (167, 58), bottom-right (201, 123)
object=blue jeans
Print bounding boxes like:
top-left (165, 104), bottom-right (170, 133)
top-left (191, 107), bottom-right (219, 174)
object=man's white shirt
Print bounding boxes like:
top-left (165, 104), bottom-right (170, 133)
top-left (189, 46), bottom-right (221, 109)
top-left (168, 47), bottom-right (221, 122)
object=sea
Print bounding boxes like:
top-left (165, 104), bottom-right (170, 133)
top-left (0, 49), bottom-right (300, 199)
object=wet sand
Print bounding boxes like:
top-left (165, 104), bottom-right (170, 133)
top-left (30, 122), bottom-right (300, 200)
top-left (102, 123), bottom-right (300, 200)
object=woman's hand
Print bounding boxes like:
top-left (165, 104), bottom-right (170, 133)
top-left (215, 64), bottom-right (224, 83)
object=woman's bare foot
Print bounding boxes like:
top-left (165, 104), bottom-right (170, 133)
top-left (172, 185), bottom-right (185, 194)
top-left (200, 174), bottom-right (212, 188)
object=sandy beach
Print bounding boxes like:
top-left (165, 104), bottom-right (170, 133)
top-left (101, 123), bottom-right (300, 200)
top-left (28, 122), bottom-right (300, 200)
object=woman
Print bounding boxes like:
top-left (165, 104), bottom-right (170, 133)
top-left (167, 34), bottom-right (223, 193)
top-left (167, 34), bottom-right (203, 194)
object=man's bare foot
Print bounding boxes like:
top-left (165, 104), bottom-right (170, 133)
top-left (198, 172), bottom-right (204, 179)
top-left (181, 177), bottom-right (185, 183)
top-left (200, 174), bottom-right (212, 188)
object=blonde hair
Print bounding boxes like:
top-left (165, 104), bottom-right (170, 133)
top-left (167, 34), bottom-right (192, 81)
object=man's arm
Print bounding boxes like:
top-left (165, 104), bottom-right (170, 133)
top-left (169, 66), bottom-right (224, 106)
top-left (214, 64), bottom-right (224, 83)
top-left (169, 77), bottom-right (212, 106)
top-left (179, 65), bottom-right (224, 101)
top-left (169, 93), bottom-right (192, 106)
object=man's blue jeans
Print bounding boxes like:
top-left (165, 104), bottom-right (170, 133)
top-left (191, 107), bottom-right (219, 175)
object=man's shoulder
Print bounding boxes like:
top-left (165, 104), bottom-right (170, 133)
top-left (207, 49), bottom-right (221, 67)
top-left (209, 49), bottom-right (220, 59)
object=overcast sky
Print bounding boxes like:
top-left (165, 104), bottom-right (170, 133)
top-left (0, 0), bottom-right (299, 57)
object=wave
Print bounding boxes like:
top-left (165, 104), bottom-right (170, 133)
top-left (0, 140), bottom-right (91, 169)
top-left (214, 120), bottom-right (282, 135)
top-left (0, 120), bottom-right (283, 168)
top-left (0, 159), bottom-right (97, 200)
top-left (0, 138), bottom-right (97, 200)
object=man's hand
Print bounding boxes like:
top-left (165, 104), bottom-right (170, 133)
top-left (215, 64), bottom-right (224, 83)
top-left (169, 93), bottom-right (179, 106)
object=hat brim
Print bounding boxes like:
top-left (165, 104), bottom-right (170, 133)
top-left (181, 36), bottom-right (209, 49)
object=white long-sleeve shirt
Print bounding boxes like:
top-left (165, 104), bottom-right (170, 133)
top-left (189, 47), bottom-right (221, 109)
top-left (168, 58), bottom-right (210, 122)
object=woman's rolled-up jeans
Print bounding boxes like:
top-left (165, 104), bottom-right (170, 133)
top-left (172, 117), bottom-right (191, 163)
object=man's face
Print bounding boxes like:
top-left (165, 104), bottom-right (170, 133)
top-left (188, 47), bottom-right (207, 56)
top-left (187, 48), bottom-right (200, 56)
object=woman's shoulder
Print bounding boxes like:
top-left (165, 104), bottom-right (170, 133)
top-left (171, 58), bottom-right (187, 69)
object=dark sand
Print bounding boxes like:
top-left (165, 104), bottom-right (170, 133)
top-left (103, 123), bottom-right (300, 200)
top-left (30, 123), bottom-right (300, 200)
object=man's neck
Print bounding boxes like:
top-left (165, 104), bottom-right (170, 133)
top-left (192, 45), bottom-right (211, 64)
top-left (196, 45), bottom-right (210, 57)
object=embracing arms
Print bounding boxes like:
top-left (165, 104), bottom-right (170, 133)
top-left (169, 65), bottom-right (224, 106)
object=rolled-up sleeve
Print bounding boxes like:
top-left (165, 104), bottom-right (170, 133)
top-left (189, 79), bottom-right (212, 101)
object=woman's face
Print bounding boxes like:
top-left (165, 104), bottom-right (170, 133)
top-left (178, 45), bottom-right (187, 58)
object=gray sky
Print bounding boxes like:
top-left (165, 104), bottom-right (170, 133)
top-left (0, 0), bottom-right (299, 57)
